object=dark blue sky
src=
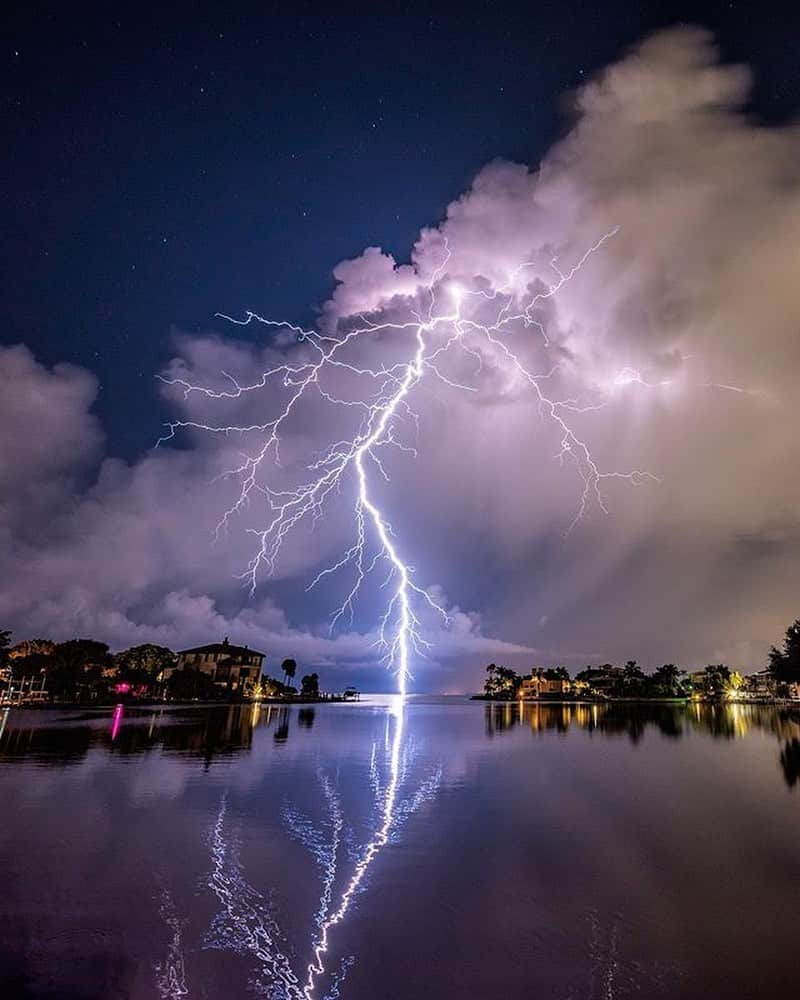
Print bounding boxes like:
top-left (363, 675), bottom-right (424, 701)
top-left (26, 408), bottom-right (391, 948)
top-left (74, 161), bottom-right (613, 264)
top-left (3, 0), bottom-right (797, 458)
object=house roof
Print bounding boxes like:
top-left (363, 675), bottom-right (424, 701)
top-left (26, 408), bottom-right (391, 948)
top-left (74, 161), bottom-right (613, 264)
top-left (177, 638), bottom-right (265, 658)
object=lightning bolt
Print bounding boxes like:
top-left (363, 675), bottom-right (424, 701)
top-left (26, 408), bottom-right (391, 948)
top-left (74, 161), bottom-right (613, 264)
top-left (158, 227), bottom-right (659, 694)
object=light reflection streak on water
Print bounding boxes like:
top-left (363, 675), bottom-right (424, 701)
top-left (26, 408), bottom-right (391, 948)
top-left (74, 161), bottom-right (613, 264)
top-left (188, 696), bottom-right (442, 999)
top-left (583, 910), bottom-right (679, 1000)
top-left (204, 790), bottom-right (302, 998)
top-left (588, 911), bottom-right (619, 1000)
top-left (302, 695), bottom-right (405, 998)
top-left (154, 888), bottom-right (189, 999)
top-left (110, 703), bottom-right (124, 741)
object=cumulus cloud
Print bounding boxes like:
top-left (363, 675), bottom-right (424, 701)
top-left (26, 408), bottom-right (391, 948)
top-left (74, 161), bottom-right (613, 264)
top-left (0, 345), bottom-right (103, 541)
top-left (3, 27), bottom-right (800, 687)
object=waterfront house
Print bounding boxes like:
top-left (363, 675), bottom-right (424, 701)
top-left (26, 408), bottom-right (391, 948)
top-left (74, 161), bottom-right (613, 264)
top-left (744, 669), bottom-right (775, 700)
top-left (172, 637), bottom-right (265, 697)
top-left (518, 671), bottom-right (571, 699)
top-left (575, 665), bottom-right (623, 697)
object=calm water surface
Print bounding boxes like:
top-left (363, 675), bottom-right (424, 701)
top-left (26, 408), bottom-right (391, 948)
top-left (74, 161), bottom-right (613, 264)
top-left (1, 697), bottom-right (799, 999)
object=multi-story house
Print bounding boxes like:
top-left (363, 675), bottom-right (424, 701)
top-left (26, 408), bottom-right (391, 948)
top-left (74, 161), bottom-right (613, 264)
top-left (171, 637), bottom-right (265, 697)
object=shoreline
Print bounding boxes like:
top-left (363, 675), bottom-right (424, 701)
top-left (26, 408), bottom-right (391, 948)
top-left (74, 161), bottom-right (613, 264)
top-left (5, 695), bottom-right (799, 711)
top-left (0, 696), bottom-right (352, 711)
top-left (470, 694), bottom-right (800, 706)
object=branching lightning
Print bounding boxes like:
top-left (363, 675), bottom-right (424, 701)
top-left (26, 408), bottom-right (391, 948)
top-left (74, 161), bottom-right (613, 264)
top-left (159, 228), bottom-right (662, 693)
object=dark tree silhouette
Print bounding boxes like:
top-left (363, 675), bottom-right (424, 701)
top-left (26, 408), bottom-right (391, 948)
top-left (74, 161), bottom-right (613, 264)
top-left (167, 666), bottom-right (217, 701)
top-left (114, 643), bottom-right (176, 683)
top-left (300, 673), bottom-right (319, 698)
top-left (701, 664), bottom-right (731, 699)
top-left (0, 629), bottom-right (11, 670)
top-left (769, 620), bottom-right (800, 683)
top-left (10, 652), bottom-right (51, 678)
top-left (483, 663), bottom-right (520, 698)
top-left (48, 639), bottom-right (112, 700)
top-left (650, 663), bottom-right (690, 697)
top-left (281, 658), bottom-right (297, 688)
top-left (611, 661), bottom-right (646, 697)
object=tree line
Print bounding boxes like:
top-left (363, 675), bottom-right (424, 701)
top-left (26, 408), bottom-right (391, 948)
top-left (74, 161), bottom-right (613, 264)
top-left (0, 633), bottom-right (321, 703)
top-left (482, 618), bottom-right (800, 700)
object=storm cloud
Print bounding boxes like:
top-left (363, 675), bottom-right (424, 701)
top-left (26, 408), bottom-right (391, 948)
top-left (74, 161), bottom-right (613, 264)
top-left (3, 27), bottom-right (799, 689)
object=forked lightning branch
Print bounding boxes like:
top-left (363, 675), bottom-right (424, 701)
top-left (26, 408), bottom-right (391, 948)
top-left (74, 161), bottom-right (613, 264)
top-left (159, 229), bottom-right (657, 694)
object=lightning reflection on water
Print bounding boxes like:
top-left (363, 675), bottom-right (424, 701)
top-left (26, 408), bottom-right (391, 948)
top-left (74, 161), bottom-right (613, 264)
top-left (154, 697), bottom-right (443, 999)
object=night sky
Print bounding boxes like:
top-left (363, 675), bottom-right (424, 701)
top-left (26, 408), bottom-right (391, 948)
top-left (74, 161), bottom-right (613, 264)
top-left (3, 2), bottom-right (800, 689)
top-left (5, 1), bottom-right (797, 457)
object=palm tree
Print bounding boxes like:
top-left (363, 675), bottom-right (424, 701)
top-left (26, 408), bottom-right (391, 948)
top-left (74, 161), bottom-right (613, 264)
top-left (652, 663), bottom-right (683, 697)
top-left (621, 660), bottom-right (646, 696)
top-left (281, 658), bottom-right (297, 690)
